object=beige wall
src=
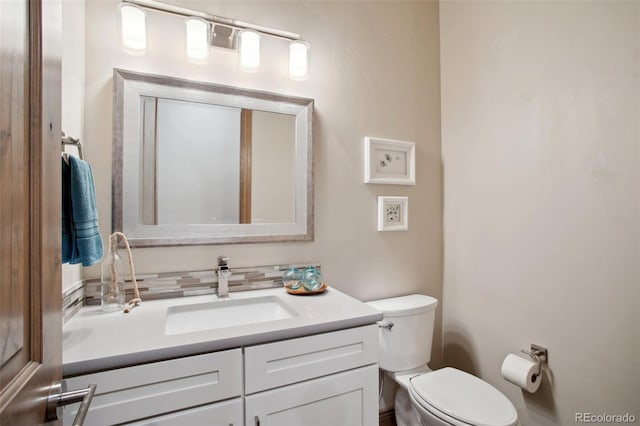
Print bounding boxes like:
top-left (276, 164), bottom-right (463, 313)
top-left (61, 0), bottom-right (85, 292)
top-left (440, 1), bottom-right (639, 424)
top-left (81, 1), bottom-right (443, 363)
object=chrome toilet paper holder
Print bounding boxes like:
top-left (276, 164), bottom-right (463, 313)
top-left (520, 344), bottom-right (548, 379)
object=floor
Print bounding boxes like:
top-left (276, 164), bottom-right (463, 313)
top-left (380, 409), bottom-right (397, 426)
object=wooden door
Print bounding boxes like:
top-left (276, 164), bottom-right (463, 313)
top-left (239, 108), bottom-right (252, 223)
top-left (0, 0), bottom-right (62, 424)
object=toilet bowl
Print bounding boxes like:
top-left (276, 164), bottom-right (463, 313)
top-left (366, 295), bottom-right (518, 426)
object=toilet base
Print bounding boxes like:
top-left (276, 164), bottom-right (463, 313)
top-left (394, 387), bottom-right (451, 426)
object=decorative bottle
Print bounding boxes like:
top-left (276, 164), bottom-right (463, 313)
top-left (101, 245), bottom-right (125, 312)
top-left (282, 267), bottom-right (302, 290)
top-left (301, 266), bottom-right (323, 291)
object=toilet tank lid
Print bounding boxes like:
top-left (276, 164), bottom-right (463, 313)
top-left (366, 294), bottom-right (438, 317)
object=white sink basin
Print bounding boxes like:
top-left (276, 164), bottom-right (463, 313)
top-left (165, 295), bottom-right (298, 335)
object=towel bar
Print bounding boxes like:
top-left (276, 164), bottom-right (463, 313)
top-left (61, 131), bottom-right (84, 160)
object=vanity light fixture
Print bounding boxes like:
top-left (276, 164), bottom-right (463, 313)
top-left (211, 24), bottom-right (237, 50)
top-left (120, 0), bottom-right (309, 79)
top-left (238, 30), bottom-right (261, 73)
top-left (185, 17), bottom-right (210, 62)
top-left (119, 3), bottom-right (147, 55)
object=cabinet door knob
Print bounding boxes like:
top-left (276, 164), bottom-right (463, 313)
top-left (46, 380), bottom-right (97, 425)
top-left (255, 415), bottom-right (261, 426)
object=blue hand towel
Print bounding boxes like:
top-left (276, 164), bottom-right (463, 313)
top-left (64, 155), bottom-right (104, 266)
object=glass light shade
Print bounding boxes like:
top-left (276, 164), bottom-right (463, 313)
top-left (120, 4), bottom-right (147, 54)
top-left (289, 41), bottom-right (309, 80)
top-left (238, 30), bottom-right (260, 72)
top-left (185, 18), bottom-right (209, 61)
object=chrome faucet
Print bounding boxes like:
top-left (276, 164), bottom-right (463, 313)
top-left (217, 256), bottom-right (231, 298)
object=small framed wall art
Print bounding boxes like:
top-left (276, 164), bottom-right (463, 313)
top-left (377, 196), bottom-right (408, 231)
top-left (364, 137), bottom-right (415, 185)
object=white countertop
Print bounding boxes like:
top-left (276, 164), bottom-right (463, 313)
top-left (63, 286), bottom-right (383, 376)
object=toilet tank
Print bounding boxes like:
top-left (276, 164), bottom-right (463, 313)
top-left (366, 294), bottom-right (438, 372)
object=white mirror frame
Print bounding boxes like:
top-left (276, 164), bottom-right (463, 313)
top-left (112, 69), bottom-right (314, 247)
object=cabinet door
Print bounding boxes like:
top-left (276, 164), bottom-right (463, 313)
top-left (63, 349), bottom-right (242, 425)
top-left (245, 365), bottom-right (378, 426)
top-left (245, 325), bottom-right (378, 394)
top-left (126, 398), bottom-right (243, 426)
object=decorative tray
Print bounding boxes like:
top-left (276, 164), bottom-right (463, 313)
top-left (285, 282), bottom-right (328, 296)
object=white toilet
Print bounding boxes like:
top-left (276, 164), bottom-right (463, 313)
top-left (367, 294), bottom-right (518, 426)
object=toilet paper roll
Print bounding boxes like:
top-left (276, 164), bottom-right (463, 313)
top-left (501, 353), bottom-right (541, 393)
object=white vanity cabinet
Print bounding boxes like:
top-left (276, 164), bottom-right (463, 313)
top-left (127, 399), bottom-right (243, 426)
top-left (63, 349), bottom-right (243, 426)
top-left (64, 325), bottom-right (378, 426)
top-left (244, 325), bottom-right (379, 426)
top-left (245, 365), bottom-right (378, 426)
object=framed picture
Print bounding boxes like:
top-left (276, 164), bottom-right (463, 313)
top-left (377, 196), bottom-right (408, 231)
top-left (364, 137), bottom-right (415, 185)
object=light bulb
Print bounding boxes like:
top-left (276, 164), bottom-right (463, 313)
top-left (119, 4), bottom-right (146, 55)
top-left (185, 17), bottom-right (209, 62)
top-left (238, 30), bottom-right (260, 73)
top-left (289, 40), bottom-right (309, 80)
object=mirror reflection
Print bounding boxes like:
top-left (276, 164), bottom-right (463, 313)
top-left (113, 69), bottom-right (313, 246)
top-left (141, 96), bottom-right (296, 225)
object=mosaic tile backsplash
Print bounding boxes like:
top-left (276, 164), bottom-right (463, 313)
top-left (62, 281), bottom-right (85, 323)
top-left (82, 262), bottom-right (321, 307)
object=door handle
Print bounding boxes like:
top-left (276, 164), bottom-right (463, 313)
top-left (47, 380), bottom-right (97, 425)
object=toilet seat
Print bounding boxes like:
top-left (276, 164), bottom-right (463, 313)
top-left (408, 368), bottom-right (518, 426)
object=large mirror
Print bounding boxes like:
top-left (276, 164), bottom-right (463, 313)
top-left (113, 69), bottom-right (313, 246)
